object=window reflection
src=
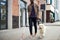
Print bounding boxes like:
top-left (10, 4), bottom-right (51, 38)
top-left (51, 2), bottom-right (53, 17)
top-left (0, 0), bottom-right (8, 30)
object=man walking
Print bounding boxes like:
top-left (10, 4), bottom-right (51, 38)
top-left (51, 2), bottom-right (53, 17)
top-left (28, 0), bottom-right (39, 37)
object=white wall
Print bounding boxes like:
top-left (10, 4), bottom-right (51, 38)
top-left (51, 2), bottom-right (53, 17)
top-left (57, 0), bottom-right (60, 20)
top-left (8, 0), bottom-right (13, 29)
top-left (46, 5), bottom-right (54, 12)
top-left (55, 9), bottom-right (59, 21)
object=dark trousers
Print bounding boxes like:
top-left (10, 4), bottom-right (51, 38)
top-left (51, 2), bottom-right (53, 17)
top-left (29, 17), bottom-right (37, 35)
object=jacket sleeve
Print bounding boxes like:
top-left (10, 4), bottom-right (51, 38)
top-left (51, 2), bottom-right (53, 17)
top-left (28, 5), bottom-right (31, 16)
top-left (36, 5), bottom-right (41, 19)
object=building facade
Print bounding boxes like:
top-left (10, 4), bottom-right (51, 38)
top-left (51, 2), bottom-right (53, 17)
top-left (55, 0), bottom-right (60, 21)
top-left (46, 0), bottom-right (60, 22)
top-left (54, 0), bottom-right (59, 21)
top-left (0, 0), bottom-right (59, 30)
top-left (46, 0), bottom-right (55, 23)
top-left (0, 0), bottom-right (30, 30)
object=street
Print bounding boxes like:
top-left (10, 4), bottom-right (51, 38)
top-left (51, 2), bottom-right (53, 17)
top-left (0, 25), bottom-right (60, 40)
top-left (0, 0), bottom-right (60, 40)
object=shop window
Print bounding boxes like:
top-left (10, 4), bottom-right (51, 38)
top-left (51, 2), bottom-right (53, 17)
top-left (0, 0), bottom-right (8, 30)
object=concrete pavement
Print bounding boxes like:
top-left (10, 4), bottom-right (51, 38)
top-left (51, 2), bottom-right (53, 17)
top-left (0, 26), bottom-right (60, 40)
top-left (44, 21), bottom-right (60, 26)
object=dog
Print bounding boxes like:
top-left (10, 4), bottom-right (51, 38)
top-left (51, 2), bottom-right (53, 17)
top-left (38, 24), bottom-right (46, 38)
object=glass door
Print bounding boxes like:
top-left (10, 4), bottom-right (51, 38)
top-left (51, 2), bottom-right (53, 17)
top-left (20, 1), bottom-right (27, 27)
top-left (20, 8), bottom-right (25, 27)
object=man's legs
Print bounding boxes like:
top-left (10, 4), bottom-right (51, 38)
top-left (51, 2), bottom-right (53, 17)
top-left (33, 17), bottom-right (37, 35)
top-left (29, 17), bottom-right (33, 35)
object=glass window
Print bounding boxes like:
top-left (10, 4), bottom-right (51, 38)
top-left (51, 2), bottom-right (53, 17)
top-left (46, 0), bottom-right (52, 4)
top-left (46, 0), bottom-right (48, 3)
top-left (0, 0), bottom-right (8, 30)
top-left (46, 0), bottom-right (50, 4)
top-left (20, 1), bottom-right (25, 9)
top-left (50, 0), bottom-right (52, 4)
top-left (3, 0), bottom-right (6, 1)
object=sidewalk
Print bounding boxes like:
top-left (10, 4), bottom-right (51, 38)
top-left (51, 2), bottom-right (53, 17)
top-left (0, 26), bottom-right (60, 40)
top-left (44, 21), bottom-right (60, 26)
